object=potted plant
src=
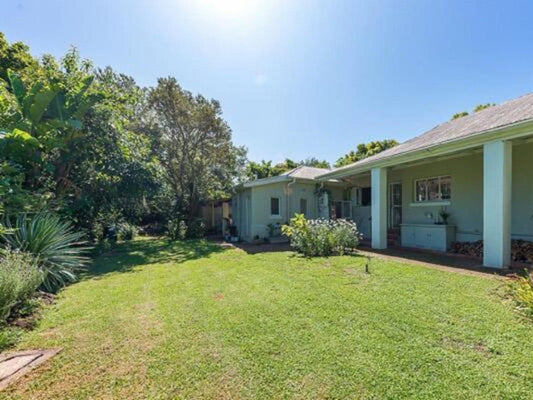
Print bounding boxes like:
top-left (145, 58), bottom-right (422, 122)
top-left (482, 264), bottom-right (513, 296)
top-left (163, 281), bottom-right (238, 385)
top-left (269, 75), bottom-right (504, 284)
top-left (439, 207), bottom-right (451, 225)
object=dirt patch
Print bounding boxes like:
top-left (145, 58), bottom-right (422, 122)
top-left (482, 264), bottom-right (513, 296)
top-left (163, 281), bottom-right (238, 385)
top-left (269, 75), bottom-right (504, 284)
top-left (213, 293), bottom-right (225, 301)
top-left (441, 338), bottom-right (493, 355)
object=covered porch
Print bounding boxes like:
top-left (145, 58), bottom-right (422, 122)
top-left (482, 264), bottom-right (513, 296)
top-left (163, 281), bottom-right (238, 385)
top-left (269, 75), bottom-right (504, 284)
top-left (324, 136), bottom-right (533, 269)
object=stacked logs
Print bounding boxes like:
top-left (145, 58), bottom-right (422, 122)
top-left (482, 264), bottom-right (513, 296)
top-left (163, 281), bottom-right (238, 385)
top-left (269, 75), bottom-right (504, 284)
top-left (449, 240), bottom-right (533, 263)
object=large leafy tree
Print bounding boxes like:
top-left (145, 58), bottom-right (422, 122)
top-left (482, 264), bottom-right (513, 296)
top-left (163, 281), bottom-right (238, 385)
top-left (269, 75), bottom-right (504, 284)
top-left (148, 77), bottom-right (246, 221)
top-left (335, 139), bottom-right (399, 167)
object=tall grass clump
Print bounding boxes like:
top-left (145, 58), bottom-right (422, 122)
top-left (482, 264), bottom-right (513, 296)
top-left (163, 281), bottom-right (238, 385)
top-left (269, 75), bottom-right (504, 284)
top-left (0, 251), bottom-right (42, 321)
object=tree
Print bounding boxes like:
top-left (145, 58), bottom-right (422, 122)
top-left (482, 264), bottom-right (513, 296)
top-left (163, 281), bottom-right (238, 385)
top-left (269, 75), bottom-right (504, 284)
top-left (0, 33), bottom-right (38, 83)
top-left (335, 139), bottom-right (399, 167)
top-left (245, 160), bottom-right (282, 180)
top-left (451, 111), bottom-right (469, 120)
top-left (474, 103), bottom-right (495, 112)
top-left (148, 77), bottom-right (246, 222)
top-left (299, 157), bottom-right (330, 169)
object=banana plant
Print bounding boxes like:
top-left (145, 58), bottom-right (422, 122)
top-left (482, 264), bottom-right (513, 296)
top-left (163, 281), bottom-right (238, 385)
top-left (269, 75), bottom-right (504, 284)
top-left (1, 70), bottom-right (100, 195)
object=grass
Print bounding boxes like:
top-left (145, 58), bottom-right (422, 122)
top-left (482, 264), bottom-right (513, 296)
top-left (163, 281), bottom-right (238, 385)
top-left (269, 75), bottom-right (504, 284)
top-left (2, 237), bottom-right (533, 399)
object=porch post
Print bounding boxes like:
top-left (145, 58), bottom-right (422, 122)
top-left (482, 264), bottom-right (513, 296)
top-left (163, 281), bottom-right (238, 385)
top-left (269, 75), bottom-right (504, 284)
top-left (371, 167), bottom-right (387, 249)
top-left (483, 140), bottom-right (512, 268)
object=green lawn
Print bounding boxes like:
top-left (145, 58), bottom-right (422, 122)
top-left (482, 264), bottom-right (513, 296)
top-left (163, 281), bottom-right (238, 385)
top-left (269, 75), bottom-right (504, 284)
top-left (2, 238), bottom-right (533, 399)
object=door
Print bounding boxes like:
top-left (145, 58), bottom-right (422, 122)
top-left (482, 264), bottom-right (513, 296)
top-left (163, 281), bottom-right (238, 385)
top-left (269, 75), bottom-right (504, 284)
top-left (389, 183), bottom-right (402, 228)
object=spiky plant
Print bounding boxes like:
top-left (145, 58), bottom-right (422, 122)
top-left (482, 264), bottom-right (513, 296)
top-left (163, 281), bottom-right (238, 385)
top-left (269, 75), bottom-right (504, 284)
top-left (2, 213), bottom-right (90, 292)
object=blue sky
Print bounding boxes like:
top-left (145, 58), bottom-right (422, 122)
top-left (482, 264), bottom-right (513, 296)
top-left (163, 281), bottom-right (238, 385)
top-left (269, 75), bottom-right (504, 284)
top-left (4, 0), bottom-right (533, 164)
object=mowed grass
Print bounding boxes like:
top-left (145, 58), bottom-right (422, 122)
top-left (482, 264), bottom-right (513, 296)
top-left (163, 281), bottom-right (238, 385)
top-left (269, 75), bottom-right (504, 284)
top-left (2, 237), bottom-right (533, 399)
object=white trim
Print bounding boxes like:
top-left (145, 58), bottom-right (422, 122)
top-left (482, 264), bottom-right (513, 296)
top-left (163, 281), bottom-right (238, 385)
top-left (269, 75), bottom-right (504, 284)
top-left (413, 175), bottom-right (451, 203)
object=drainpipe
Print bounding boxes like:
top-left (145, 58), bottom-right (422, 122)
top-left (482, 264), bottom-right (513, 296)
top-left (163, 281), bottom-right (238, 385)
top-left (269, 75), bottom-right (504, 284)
top-left (319, 182), bottom-right (325, 218)
top-left (287, 178), bottom-right (296, 221)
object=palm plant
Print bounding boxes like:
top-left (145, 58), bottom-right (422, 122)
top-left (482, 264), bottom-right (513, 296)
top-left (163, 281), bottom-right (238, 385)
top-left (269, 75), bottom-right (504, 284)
top-left (2, 213), bottom-right (90, 292)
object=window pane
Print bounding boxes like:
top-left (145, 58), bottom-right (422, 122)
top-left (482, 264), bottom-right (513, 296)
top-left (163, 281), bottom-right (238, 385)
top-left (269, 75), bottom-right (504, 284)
top-left (440, 176), bottom-right (451, 200)
top-left (361, 187), bottom-right (372, 206)
top-left (270, 198), bottom-right (279, 215)
top-left (416, 180), bottom-right (427, 201)
top-left (427, 178), bottom-right (440, 200)
top-left (300, 198), bottom-right (307, 215)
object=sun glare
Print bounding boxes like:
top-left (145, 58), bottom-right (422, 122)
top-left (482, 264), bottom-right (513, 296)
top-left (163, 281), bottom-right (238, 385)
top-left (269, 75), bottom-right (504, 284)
top-left (196, 0), bottom-right (261, 21)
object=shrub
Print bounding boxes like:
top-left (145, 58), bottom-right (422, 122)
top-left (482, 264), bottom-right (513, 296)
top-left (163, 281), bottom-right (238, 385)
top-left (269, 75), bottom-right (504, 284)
top-left (117, 222), bottom-right (139, 241)
top-left (167, 219), bottom-right (187, 240)
top-left (187, 218), bottom-right (206, 239)
top-left (0, 251), bottom-right (43, 321)
top-left (2, 213), bottom-right (89, 292)
top-left (282, 214), bottom-right (360, 257)
top-left (507, 270), bottom-right (533, 318)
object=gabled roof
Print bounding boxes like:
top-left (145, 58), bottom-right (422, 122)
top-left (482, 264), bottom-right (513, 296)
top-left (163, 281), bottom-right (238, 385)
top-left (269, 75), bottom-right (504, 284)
top-left (320, 92), bottom-right (533, 178)
top-left (240, 166), bottom-right (334, 188)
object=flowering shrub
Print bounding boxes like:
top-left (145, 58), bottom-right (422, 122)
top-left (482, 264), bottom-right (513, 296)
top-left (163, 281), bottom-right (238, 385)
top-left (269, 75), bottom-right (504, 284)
top-left (282, 214), bottom-right (361, 256)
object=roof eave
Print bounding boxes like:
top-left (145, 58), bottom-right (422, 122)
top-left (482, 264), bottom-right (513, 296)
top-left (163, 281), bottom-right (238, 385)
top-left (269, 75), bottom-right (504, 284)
top-left (318, 119), bottom-right (533, 180)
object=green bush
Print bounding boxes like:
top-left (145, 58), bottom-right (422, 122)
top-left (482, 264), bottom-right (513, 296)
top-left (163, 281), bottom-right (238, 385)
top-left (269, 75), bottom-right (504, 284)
top-left (0, 251), bottom-right (43, 321)
top-left (2, 213), bottom-right (89, 292)
top-left (167, 219), bottom-right (187, 240)
top-left (282, 214), bottom-right (360, 257)
top-left (186, 218), bottom-right (206, 239)
top-left (117, 222), bottom-right (139, 241)
top-left (507, 271), bottom-right (533, 318)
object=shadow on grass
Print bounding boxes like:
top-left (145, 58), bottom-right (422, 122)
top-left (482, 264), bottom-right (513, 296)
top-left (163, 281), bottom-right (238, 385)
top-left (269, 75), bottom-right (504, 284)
top-left (83, 237), bottom-right (226, 279)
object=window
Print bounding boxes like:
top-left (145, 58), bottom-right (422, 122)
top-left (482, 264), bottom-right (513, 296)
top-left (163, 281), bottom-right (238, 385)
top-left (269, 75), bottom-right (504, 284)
top-left (352, 187), bottom-right (371, 206)
top-left (414, 176), bottom-right (451, 202)
top-left (270, 197), bottom-right (280, 217)
top-left (342, 188), bottom-right (352, 201)
top-left (300, 198), bottom-right (308, 215)
top-left (361, 187), bottom-right (372, 206)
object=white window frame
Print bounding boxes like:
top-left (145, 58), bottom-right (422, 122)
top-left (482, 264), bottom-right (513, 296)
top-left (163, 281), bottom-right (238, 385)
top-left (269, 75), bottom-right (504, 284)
top-left (352, 188), bottom-right (362, 207)
top-left (270, 196), bottom-right (281, 218)
top-left (414, 175), bottom-right (452, 203)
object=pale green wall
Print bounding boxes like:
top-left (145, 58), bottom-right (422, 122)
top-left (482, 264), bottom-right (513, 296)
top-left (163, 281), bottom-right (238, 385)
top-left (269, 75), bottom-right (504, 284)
top-left (247, 181), bottom-right (322, 240)
top-left (234, 180), bottom-right (347, 241)
top-left (511, 141), bottom-right (533, 240)
top-left (389, 152), bottom-right (484, 242)
top-left (382, 140), bottom-right (533, 242)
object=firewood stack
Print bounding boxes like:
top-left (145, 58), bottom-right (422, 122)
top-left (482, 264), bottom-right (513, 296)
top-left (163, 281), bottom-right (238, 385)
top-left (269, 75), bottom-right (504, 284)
top-left (449, 240), bottom-right (533, 263)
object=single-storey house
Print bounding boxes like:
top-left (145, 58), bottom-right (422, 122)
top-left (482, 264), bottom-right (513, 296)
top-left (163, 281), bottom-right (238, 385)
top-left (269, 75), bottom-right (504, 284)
top-left (233, 92), bottom-right (533, 268)
top-left (318, 92), bottom-right (533, 269)
top-left (232, 166), bottom-right (352, 241)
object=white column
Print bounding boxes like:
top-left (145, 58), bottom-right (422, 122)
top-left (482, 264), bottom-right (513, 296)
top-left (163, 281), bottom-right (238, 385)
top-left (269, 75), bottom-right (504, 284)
top-left (371, 167), bottom-right (387, 249)
top-left (483, 140), bottom-right (512, 268)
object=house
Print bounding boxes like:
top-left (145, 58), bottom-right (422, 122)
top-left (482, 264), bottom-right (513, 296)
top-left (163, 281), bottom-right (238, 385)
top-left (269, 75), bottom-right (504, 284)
top-left (318, 92), bottom-right (533, 268)
top-left (232, 166), bottom-right (350, 241)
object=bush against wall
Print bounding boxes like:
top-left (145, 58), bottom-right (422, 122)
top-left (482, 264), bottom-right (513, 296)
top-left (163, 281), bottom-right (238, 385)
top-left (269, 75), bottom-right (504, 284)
top-left (282, 214), bottom-right (361, 257)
